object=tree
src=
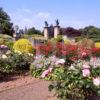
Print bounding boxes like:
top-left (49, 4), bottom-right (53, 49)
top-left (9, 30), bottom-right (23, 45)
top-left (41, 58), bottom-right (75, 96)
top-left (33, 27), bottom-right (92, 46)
top-left (0, 8), bottom-right (13, 36)
top-left (27, 27), bottom-right (41, 35)
top-left (80, 26), bottom-right (100, 38)
top-left (60, 27), bottom-right (82, 37)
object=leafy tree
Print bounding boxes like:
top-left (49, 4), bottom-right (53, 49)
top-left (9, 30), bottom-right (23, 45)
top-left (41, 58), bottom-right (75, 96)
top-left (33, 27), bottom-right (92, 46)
top-left (0, 8), bottom-right (13, 36)
top-left (27, 27), bottom-right (41, 35)
top-left (80, 26), bottom-right (100, 38)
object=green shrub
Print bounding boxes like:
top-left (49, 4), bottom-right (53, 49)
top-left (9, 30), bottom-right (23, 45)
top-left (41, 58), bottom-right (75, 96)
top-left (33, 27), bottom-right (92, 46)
top-left (6, 41), bottom-right (14, 50)
top-left (0, 52), bottom-right (33, 74)
top-left (10, 52), bottom-right (33, 71)
top-left (56, 35), bottom-right (63, 42)
top-left (49, 61), bottom-right (100, 99)
top-left (0, 57), bottom-right (14, 73)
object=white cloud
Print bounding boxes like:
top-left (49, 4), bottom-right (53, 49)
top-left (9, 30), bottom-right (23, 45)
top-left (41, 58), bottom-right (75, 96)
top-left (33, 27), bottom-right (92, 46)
top-left (37, 12), bottom-right (50, 19)
top-left (8, 8), bottom-right (46, 30)
top-left (8, 8), bottom-right (52, 30)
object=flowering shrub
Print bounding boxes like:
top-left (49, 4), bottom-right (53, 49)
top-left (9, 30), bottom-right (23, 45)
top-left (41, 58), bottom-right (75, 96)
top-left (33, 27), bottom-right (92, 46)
top-left (36, 42), bottom-right (53, 56)
top-left (0, 44), bottom-right (9, 54)
top-left (36, 42), bottom-right (93, 60)
top-left (90, 57), bottom-right (100, 67)
top-left (49, 60), bottom-right (100, 99)
top-left (30, 55), bottom-right (65, 80)
top-left (0, 51), bottom-right (33, 74)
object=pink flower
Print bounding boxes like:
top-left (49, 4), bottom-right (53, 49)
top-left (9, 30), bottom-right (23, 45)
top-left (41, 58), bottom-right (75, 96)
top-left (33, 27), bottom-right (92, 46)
top-left (48, 67), bottom-right (53, 72)
top-left (93, 77), bottom-right (100, 86)
top-left (0, 45), bottom-right (7, 48)
top-left (55, 59), bottom-right (65, 65)
top-left (93, 57), bottom-right (97, 62)
top-left (82, 64), bottom-right (90, 69)
top-left (82, 52), bottom-right (87, 56)
top-left (82, 69), bottom-right (90, 77)
top-left (41, 67), bottom-right (53, 78)
top-left (41, 70), bottom-right (49, 78)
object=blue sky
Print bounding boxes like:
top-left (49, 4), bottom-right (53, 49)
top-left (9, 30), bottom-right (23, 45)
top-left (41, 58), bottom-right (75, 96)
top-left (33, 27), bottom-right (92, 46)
top-left (0, 0), bottom-right (100, 30)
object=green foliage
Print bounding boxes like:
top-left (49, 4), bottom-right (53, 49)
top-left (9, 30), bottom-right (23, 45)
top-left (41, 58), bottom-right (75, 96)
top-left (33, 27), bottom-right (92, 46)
top-left (50, 35), bottom-right (63, 44)
top-left (0, 52), bottom-right (33, 74)
top-left (13, 39), bottom-right (34, 53)
top-left (0, 8), bottom-right (13, 36)
top-left (10, 52), bottom-right (33, 71)
top-left (49, 61), bottom-right (100, 99)
top-left (0, 34), bottom-right (13, 45)
top-left (45, 67), bottom-right (64, 81)
top-left (30, 55), bottom-right (65, 80)
top-left (75, 36), bottom-right (83, 42)
top-left (27, 27), bottom-right (41, 35)
top-left (6, 41), bottom-right (14, 50)
top-left (80, 26), bottom-right (100, 38)
top-left (56, 35), bottom-right (63, 42)
top-left (0, 57), bottom-right (14, 73)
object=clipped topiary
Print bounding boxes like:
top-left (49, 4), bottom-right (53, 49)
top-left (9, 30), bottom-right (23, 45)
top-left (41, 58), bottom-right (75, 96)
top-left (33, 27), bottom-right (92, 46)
top-left (13, 39), bottom-right (33, 53)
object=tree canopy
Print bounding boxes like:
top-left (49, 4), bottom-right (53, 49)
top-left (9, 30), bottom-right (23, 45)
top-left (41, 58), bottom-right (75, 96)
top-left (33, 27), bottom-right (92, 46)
top-left (0, 8), bottom-right (13, 36)
top-left (80, 26), bottom-right (100, 36)
top-left (26, 27), bottom-right (41, 35)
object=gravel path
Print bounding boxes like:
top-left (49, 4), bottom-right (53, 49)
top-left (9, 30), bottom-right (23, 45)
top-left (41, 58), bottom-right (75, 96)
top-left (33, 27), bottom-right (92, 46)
top-left (0, 74), bottom-right (57, 100)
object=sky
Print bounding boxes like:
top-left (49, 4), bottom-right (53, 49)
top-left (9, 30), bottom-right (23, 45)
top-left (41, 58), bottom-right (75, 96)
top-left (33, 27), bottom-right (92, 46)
top-left (0, 0), bottom-right (100, 30)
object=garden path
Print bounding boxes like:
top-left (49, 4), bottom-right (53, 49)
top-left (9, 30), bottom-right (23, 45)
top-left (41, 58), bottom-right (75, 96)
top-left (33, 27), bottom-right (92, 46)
top-left (0, 73), bottom-right (57, 100)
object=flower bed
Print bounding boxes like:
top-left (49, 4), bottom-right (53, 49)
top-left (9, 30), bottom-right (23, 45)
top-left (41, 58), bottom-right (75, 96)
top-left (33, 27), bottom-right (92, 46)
top-left (0, 38), bottom-right (100, 99)
top-left (31, 41), bottom-right (100, 99)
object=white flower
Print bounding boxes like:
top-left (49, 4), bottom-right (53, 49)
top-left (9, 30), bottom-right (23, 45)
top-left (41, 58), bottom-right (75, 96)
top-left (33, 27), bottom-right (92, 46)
top-left (69, 65), bottom-right (76, 70)
top-left (27, 53), bottom-right (33, 56)
top-left (93, 77), bottom-right (100, 86)
top-left (6, 50), bottom-right (11, 55)
top-left (14, 50), bottom-right (22, 55)
top-left (2, 55), bottom-right (7, 59)
top-left (55, 59), bottom-right (65, 65)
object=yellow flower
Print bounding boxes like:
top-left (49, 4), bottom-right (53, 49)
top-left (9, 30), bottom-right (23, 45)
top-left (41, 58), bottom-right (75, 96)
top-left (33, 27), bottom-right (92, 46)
top-left (95, 42), bottom-right (100, 48)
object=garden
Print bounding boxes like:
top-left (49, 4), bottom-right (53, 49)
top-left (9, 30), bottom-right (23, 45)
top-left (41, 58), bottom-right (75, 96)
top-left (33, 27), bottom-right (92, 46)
top-left (0, 34), bottom-right (100, 100)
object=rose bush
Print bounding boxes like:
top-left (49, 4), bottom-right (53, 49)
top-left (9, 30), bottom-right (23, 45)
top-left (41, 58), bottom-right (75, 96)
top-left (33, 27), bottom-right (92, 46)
top-left (49, 60), bottom-right (100, 99)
